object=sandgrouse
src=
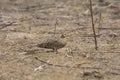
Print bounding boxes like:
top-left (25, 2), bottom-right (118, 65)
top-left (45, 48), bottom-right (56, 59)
top-left (37, 34), bottom-right (67, 53)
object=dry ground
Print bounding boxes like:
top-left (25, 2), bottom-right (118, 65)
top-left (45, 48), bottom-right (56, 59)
top-left (0, 0), bottom-right (120, 80)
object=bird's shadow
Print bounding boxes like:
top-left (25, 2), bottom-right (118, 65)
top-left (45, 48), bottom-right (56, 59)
top-left (22, 49), bottom-right (58, 55)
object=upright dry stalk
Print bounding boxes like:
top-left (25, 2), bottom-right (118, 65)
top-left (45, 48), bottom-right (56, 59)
top-left (54, 18), bottom-right (58, 37)
top-left (89, 0), bottom-right (98, 50)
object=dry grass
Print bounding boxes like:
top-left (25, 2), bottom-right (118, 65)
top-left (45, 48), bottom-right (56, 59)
top-left (0, 0), bottom-right (120, 80)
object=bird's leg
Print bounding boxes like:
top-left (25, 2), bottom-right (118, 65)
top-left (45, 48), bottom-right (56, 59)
top-left (53, 48), bottom-right (58, 54)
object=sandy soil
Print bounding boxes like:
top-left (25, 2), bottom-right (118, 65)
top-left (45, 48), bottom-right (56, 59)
top-left (0, 0), bottom-right (120, 80)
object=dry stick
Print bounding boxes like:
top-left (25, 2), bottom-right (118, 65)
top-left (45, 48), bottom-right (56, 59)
top-left (89, 0), bottom-right (98, 50)
top-left (54, 18), bottom-right (58, 37)
top-left (53, 18), bottom-right (58, 53)
top-left (34, 56), bottom-right (102, 70)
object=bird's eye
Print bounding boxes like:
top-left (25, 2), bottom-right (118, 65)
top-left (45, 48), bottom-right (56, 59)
top-left (61, 34), bottom-right (66, 38)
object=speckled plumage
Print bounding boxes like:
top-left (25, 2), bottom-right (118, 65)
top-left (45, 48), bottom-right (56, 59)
top-left (37, 34), bottom-right (67, 53)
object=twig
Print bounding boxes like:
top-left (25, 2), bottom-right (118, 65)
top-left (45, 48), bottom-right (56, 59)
top-left (89, 0), bottom-right (98, 50)
top-left (34, 56), bottom-right (70, 68)
top-left (0, 21), bottom-right (16, 29)
top-left (54, 18), bottom-right (58, 37)
top-left (34, 56), bottom-right (102, 69)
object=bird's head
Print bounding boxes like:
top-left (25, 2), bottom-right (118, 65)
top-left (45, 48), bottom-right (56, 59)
top-left (60, 33), bottom-right (68, 41)
top-left (60, 34), bottom-right (66, 38)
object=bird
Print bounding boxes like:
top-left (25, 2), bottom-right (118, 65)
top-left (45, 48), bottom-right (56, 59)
top-left (37, 34), bottom-right (67, 53)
